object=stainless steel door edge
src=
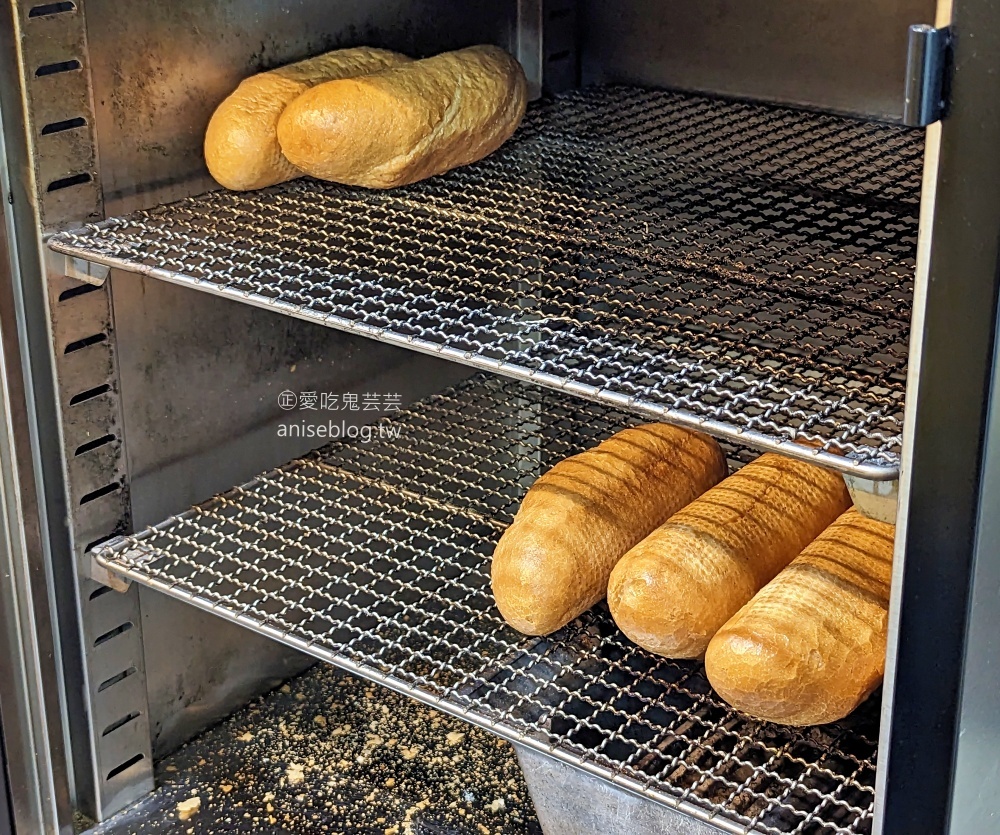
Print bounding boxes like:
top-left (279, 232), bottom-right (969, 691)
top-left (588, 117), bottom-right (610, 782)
top-left (0, 75), bottom-right (75, 835)
top-left (0, 724), bottom-right (12, 835)
top-left (876, 0), bottom-right (1000, 831)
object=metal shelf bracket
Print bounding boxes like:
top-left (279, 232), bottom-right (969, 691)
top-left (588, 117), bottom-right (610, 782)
top-left (844, 473), bottom-right (899, 524)
top-left (56, 251), bottom-right (110, 286)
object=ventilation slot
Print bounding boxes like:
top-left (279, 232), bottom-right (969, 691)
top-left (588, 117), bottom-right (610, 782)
top-left (547, 49), bottom-right (572, 62)
top-left (69, 383), bottom-right (110, 405)
top-left (64, 332), bottom-right (106, 353)
top-left (58, 282), bottom-right (100, 302)
top-left (79, 482), bottom-right (120, 506)
top-left (74, 433), bottom-right (116, 456)
top-left (28, 1), bottom-right (76, 17)
top-left (88, 585), bottom-right (114, 601)
top-left (105, 753), bottom-right (144, 781)
top-left (41, 116), bottom-right (86, 136)
top-left (35, 59), bottom-right (81, 77)
top-left (97, 666), bottom-right (136, 693)
top-left (47, 172), bottom-right (91, 192)
top-left (102, 711), bottom-right (141, 738)
top-left (94, 621), bottom-right (133, 647)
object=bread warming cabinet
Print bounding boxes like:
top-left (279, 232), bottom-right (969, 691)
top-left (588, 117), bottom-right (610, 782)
top-left (1, 1), bottom-right (998, 833)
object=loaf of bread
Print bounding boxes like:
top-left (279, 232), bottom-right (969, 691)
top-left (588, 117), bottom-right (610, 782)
top-left (491, 425), bottom-right (727, 636)
top-left (204, 47), bottom-right (412, 191)
top-left (276, 45), bottom-right (527, 188)
top-left (607, 453), bottom-right (851, 658)
top-left (705, 508), bottom-right (894, 725)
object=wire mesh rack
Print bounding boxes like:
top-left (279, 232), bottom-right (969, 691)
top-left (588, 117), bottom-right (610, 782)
top-left (96, 374), bottom-right (878, 835)
top-left (48, 86), bottom-right (921, 480)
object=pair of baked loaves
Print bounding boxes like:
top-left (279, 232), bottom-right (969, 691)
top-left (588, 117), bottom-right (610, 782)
top-left (205, 45), bottom-right (527, 191)
top-left (606, 451), bottom-right (894, 725)
top-left (492, 428), bottom-right (894, 726)
top-left (491, 423), bottom-right (728, 636)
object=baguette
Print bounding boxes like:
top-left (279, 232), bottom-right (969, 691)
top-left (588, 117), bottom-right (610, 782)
top-left (276, 45), bottom-right (527, 188)
top-left (705, 509), bottom-right (893, 725)
top-left (491, 425), bottom-right (727, 636)
top-left (607, 454), bottom-right (851, 658)
top-left (204, 47), bottom-right (412, 191)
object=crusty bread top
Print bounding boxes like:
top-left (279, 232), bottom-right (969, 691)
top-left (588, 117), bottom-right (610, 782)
top-left (491, 424), bottom-right (727, 636)
top-left (204, 47), bottom-right (411, 191)
top-left (607, 453), bottom-right (851, 658)
top-left (276, 45), bottom-right (527, 188)
top-left (271, 48), bottom-right (411, 86)
top-left (704, 508), bottom-right (894, 725)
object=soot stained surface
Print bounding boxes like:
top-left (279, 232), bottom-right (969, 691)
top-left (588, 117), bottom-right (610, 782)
top-left (89, 664), bottom-right (541, 835)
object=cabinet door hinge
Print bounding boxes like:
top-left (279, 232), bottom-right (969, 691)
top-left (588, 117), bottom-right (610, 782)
top-left (904, 24), bottom-right (952, 127)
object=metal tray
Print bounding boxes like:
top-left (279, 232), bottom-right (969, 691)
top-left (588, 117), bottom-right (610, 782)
top-left (48, 86), bottom-right (921, 480)
top-left (94, 374), bottom-right (878, 835)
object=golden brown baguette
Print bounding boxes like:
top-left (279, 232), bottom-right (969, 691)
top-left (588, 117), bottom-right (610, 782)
top-left (705, 508), bottom-right (894, 725)
top-left (276, 45), bottom-right (527, 188)
top-left (607, 453), bottom-right (851, 658)
top-left (204, 47), bottom-right (412, 191)
top-left (491, 425), bottom-right (727, 636)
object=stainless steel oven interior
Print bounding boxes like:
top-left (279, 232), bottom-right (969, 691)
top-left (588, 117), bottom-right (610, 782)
top-left (2, 1), bottom-right (1000, 833)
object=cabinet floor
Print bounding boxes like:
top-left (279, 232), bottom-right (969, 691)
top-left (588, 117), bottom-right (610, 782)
top-left (87, 663), bottom-right (541, 835)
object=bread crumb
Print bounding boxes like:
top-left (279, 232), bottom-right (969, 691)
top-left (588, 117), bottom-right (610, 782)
top-left (400, 746), bottom-right (420, 760)
top-left (236, 732), bottom-right (253, 742)
top-left (280, 684), bottom-right (291, 694)
top-left (445, 731), bottom-right (466, 746)
top-left (286, 763), bottom-right (305, 785)
top-left (220, 783), bottom-right (233, 794)
top-left (489, 798), bottom-right (506, 813)
top-left (401, 799), bottom-right (431, 835)
top-left (164, 765), bottom-right (177, 772)
top-left (478, 826), bottom-right (490, 835)
top-left (384, 777), bottom-right (396, 788)
top-left (176, 797), bottom-right (201, 821)
top-left (314, 715), bottom-right (327, 728)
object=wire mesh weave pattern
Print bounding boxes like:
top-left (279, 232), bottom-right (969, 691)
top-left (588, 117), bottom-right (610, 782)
top-left (98, 375), bottom-right (878, 835)
top-left (49, 87), bottom-right (921, 479)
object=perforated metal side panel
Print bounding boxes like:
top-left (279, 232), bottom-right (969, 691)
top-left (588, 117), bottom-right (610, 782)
top-left (11, 0), bottom-right (153, 819)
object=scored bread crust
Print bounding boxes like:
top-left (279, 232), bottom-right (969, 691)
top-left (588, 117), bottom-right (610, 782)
top-left (204, 47), bottom-right (412, 191)
top-left (704, 508), bottom-right (893, 726)
top-left (607, 453), bottom-right (851, 659)
top-left (276, 45), bottom-right (527, 188)
top-left (491, 424), bottom-right (727, 637)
